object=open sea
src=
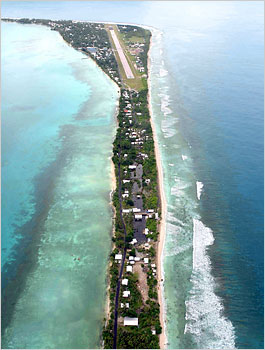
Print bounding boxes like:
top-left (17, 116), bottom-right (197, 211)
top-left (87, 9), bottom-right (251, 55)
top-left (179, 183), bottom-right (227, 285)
top-left (2, 1), bottom-right (264, 349)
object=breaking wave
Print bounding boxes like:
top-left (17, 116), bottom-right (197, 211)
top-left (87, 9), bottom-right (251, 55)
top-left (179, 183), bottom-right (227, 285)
top-left (196, 181), bottom-right (204, 200)
top-left (184, 219), bottom-right (236, 349)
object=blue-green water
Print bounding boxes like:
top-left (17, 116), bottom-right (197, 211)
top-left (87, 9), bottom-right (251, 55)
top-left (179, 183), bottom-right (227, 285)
top-left (2, 2), bottom-right (264, 349)
top-left (2, 21), bottom-right (119, 348)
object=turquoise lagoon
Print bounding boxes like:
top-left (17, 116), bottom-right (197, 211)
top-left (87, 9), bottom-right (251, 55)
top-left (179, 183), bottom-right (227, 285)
top-left (2, 22), bottom-right (119, 348)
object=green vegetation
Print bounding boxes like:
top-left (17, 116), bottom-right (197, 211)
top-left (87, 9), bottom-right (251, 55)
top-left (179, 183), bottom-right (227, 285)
top-left (105, 85), bottom-right (161, 348)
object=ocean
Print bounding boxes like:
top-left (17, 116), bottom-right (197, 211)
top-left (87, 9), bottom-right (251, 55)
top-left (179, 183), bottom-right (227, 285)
top-left (2, 1), bottom-right (264, 349)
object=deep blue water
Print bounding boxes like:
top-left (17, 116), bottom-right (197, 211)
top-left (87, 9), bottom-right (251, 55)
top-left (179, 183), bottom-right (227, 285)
top-left (2, 1), bottom-right (263, 348)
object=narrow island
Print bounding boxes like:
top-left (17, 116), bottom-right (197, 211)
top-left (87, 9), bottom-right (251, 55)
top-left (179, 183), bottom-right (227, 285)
top-left (3, 17), bottom-right (166, 349)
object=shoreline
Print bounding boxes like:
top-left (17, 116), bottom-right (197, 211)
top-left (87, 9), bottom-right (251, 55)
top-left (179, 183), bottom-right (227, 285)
top-left (104, 93), bottom-right (120, 326)
top-left (147, 30), bottom-right (167, 349)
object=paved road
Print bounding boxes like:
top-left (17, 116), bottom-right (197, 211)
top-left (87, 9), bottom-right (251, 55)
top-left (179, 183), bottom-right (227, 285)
top-left (109, 29), bottom-right (134, 79)
top-left (113, 154), bottom-right (128, 349)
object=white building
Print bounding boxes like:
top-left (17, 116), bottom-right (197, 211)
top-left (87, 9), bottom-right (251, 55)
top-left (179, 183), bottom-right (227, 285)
top-left (126, 265), bottom-right (133, 272)
top-left (133, 208), bottom-right (141, 213)
top-left (124, 317), bottom-right (138, 326)
top-left (130, 238), bottom-right (137, 245)
top-left (123, 291), bottom-right (130, 298)
top-left (115, 254), bottom-right (122, 260)
top-left (122, 279), bottom-right (128, 286)
top-left (144, 258), bottom-right (149, 264)
top-left (135, 214), bottom-right (142, 220)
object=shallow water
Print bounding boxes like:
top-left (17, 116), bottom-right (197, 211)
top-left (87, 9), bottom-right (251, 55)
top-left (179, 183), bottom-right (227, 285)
top-left (2, 22), bottom-right (119, 348)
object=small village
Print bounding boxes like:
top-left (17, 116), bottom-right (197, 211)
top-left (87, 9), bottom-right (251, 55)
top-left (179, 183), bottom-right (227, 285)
top-left (105, 82), bottom-right (161, 349)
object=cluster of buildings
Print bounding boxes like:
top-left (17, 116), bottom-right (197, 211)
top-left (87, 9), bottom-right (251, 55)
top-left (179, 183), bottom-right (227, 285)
top-left (128, 43), bottom-right (146, 73)
top-left (112, 87), bottom-right (160, 329)
top-left (49, 20), bottom-right (121, 85)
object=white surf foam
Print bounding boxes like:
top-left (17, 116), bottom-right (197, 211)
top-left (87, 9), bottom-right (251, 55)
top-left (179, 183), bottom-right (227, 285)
top-left (196, 181), bottom-right (203, 200)
top-left (185, 219), bottom-right (235, 349)
top-left (182, 155), bottom-right (188, 161)
top-left (160, 95), bottom-right (172, 116)
top-left (160, 67), bottom-right (168, 77)
top-left (171, 180), bottom-right (190, 197)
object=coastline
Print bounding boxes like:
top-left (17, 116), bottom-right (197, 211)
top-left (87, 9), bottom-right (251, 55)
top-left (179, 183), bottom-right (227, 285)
top-left (104, 94), bottom-right (120, 326)
top-left (147, 30), bottom-right (167, 349)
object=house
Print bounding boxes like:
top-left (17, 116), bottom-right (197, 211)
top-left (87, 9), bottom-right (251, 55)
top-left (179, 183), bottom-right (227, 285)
top-left (122, 279), bottom-right (128, 286)
top-left (123, 180), bottom-right (130, 183)
top-left (129, 165), bottom-right (136, 169)
top-left (130, 238), bottom-right (137, 245)
top-left (123, 291), bottom-right (130, 298)
top-left (122, 209), bottom-right (131, 213)
top-left (124, 317), bottom-right (138, 326)
top-left (134, 257), bottom-right (140, 261)
top-left (126, 303), bottom-right (129, 308)
top-left (129, 256), bottom-right (134, 261)
top-left (126, 265), bottom-right (133, 272)
top-left (115, 254), bottom-right (122, 260)
top-left (144, 228), bottom-right (149, 235)
top-left (152, 329), bottom-right (156, 335)
top-left (144, 258), bottom-right (149, 264)
top-left (148, 209), bottom-right (154, 213)
top-left (135, 214), bottom-right (142, 220)
top-left (121, 303), bottom-right (124, 308)
top-left (133, 208), bottom-right (141, 213)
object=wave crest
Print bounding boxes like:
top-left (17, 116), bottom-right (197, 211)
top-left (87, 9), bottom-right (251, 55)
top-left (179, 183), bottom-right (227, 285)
top-left (185, 219), bottom-right (236, 349)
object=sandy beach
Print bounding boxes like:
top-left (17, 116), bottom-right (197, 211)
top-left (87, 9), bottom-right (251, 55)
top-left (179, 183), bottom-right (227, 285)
top-left (104, 86), bottom-right (120, 325)
top-left (147, 31), bottom-right (167, 349)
